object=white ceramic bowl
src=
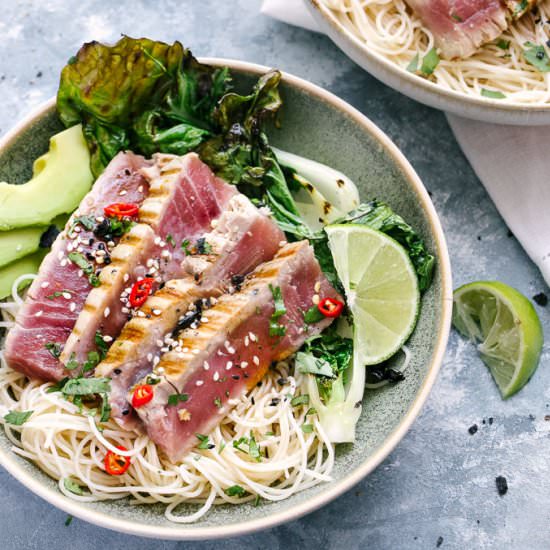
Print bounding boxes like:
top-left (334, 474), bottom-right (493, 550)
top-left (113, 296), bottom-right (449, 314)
top-left (306, 0), bottom-right (550, 126)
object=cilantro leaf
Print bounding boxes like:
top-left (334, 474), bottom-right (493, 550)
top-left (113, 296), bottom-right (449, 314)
top-left (225, 484), bottom-right (246, 497)
top-left (61, 377), bottom-right (111, 396)
top-left (4, 410), bottom-right (33, 425)
top-left (303, 305), bottom-right (324, 324)
top-left (481, 89), bottom-right (506, 99)
top-left (195, 433), bottom-right (213, 449)
top-left (168, 393), bottom-right (189, 406)
top-left (63, 477), bottom-right (84, 496)
top-left (524, 42), bottom-right (550, 72)
top-left (269, 284), bottom-right (287, 337)
top-left (301, 424), bottom-right (314, 433)
top-left (45, 342), bottom-right (62, 359)
top-left (291, 394), bottom-right (310, 407)
top-left (420, 48), bottom-right (440, 76)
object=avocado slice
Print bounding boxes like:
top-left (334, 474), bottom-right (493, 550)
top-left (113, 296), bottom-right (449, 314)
top-left (0, 124), bottom-right (93, 230)
top-left (0, 250), bottom-right (47, 300)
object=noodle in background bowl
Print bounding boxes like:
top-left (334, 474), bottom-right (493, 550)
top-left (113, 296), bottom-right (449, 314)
top-left (307, 0), bottom-right (550, 125)
top-left (0, 59), bottom-right (452, 540)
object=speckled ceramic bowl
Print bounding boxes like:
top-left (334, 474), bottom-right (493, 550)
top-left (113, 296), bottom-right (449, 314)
top-left (0, 59), bottom-right (452, 540)
top-left (306, 0), bottom-right (550, 126)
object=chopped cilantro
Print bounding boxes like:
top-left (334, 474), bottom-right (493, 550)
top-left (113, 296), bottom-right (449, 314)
top-left (166, 233), bottom-right (176, 247)
top-left (100, 394), bottom-right (111, 422)
top-left (181, 239), bottom-right (192, 255)
top-left (496, 39), bottom-right (510, 50)
top-left (269, 284), bottom-right (287, 337)
top-left (68, 252), bottom-right (101, 287)
top-left (406, 54), bottom-right (419, 73)
top-left (514, 0), bottom-right (528, 15)
top-left (524, 42), bottom-right (550, 72)
top-left (214, 396), bottom-right (222, 408)
top-left (248, 432), bottom-right (261, 461)
top-left (301, 424), bottom-right (314, 433)
top-left (219, 440), bottom-right (226, 454)
top-left (225, 484), bottom-right (246, 497)
top-left (46, 290), bottom-right (72, 300)
top-left (63, 477), bottom-right (84, 496)
top-left (254, 494), bottom-right (261, 506)
top-left (291, 394), bottom-right (310, 407)
top-left (195, 433), bottom-right (212, 450)
top-left (71, 215), bottom-right (96, 231)
top-left (61, 377), bottom-right (111, 396)
top-left (303, 305), bottom-right (324, 324)
top-left (168, 393), bottom-right (189, 406)
top-left (65, 353), bottom-right (79, 371)
top-left (4, 410), bottom-right (33, 425)
top-left (305, 407), bottom-right (317, 416)
top-left (45, 342), bottom-right (62, 359)
top-left (94, 331), bottom-right (109, 359)
top-left (450, 13), bottom-right (463, 22)
top-left (481, 88), bottom-right (506, 99)
top-left (195, 237), bottom-right (213, 255)
top-left (65, 515), bottom-right (73, 527)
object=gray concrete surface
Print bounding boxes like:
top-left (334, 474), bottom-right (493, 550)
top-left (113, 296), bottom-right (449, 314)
top-left (0, 1), bottom-right (548, 548)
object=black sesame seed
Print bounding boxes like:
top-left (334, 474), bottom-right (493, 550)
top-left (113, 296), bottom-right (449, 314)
top-left (251, 396), bottom-right (255, 405)
top-left (231, 375), bottom-right (240, 380)
top-left (488, 417), bottom-right (494, 425)
top-left (436, 536), bottom-right (444, 548)
top-left (495, 475), bottom-right (508, 496)
top-left (468, 424), bottom-right (478, 435)
top-left (277, 378), bottom-right (288, 385)
top-left (122, 409), bottom-right (130, 415)
top-left (270, 398), bottom-right (281, 406)
top-left (114, 368), bottom-right (121, 375)
top-left (533, 292), bottom-right (548, 306)
top-left (243, 373), bottom-right (249, 378)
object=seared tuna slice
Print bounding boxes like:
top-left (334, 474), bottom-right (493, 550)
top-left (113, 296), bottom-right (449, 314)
top-left (404, 0), bottom-right (507, 59)
top-left (4, 152), bottom-right (149, 381)
top-left (61, 152), bottom-right (237, 372)
top-left (96, 193), bottom-right (284, 428)
top-left (131, 241), bottom-right (341, 462)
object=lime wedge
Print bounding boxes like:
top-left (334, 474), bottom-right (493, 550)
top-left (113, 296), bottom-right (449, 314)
top-left (453, 281), bottom-right (543, 398)
top-left (325, 224), bottom-right (420, 365)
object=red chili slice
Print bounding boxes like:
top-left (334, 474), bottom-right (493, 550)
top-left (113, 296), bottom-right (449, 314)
top-left (318, 297), bottom-right (344, 318)
top-left (128, 277), bottom-right (154, 308)
top-left (104, 203), bottom-right (139, 219)
top-left (132, 384), bottom-right (154, 408)
top-left (104, 445), bottom-right (131, 476)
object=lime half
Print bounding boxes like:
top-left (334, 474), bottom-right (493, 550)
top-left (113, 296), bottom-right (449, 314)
top-left (325, 224), bottom-right (420, 365)
top-left (453, 281), bottom-right (543, 398)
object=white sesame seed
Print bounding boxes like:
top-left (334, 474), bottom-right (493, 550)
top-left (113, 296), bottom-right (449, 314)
top-left (156, 340), bottom-right (164, 347)
top-left (40, 282), bottom-right (49, 289)
top-left (157, 366), bottom-right (165, 374)
top-left (279, 240), bottom-right (287, 247)
top-left (226, 361), bottom-right (233, 370)
top-left (69, 302), bottom-right (76, 313)
top-left (62, 292), bottom-right (72, 300)
top-left (138, 185), bottom-right (143, 193)
top-left (35, 310), bottom-right (43, 317)
top-left (152, 309), bottom-right (161, 316)
top-left (96, 216), bottom-right (104, 223)
top-left (153, 356), bottom-right (160, 366)
top-left (228, 398), bottom-right (240, 406)
top-left (241, 361), bottom-right (248, 368)
top-left (137, 311), bottom-right (146, 317)
top-left (121, 307), bottom-right (129, 314)
top-left (104, 307), bottom-right (110, 318)
top-left (196, 380), bottom-right (204, 386)
top-left (217, 349), bottom-right (224, 356)
top-left (123, 273), bottom-right (130, 282)
top-left (154, 236), bottom-right (161, 245)
top-left (119, 190), bottom-right (127, 196)
top-left (182, 347), bottom-right (189, 353)
top-left (200, 317), bottom-right (209, 323)
top-left (192, 349), bottom-right (200, 355)
top-left (78, 270), bottom-right (84, 277)
top-left (107, 241), bottom-right (115, 248)
top-left (249, 332), bottom-right (257, 342)
top-left (74, 226), bottom-right (81, 233)
top-left (312, 294), bottom-right (320, 305)
top-left (253, 356), bottom-right (260, 366)
top-left (60, 259), bottom-right (68, 267)
top-left (244, 336), bottom-right (249, 347)
top-left (66, 243), bottom-right (74, 252)
top-left (203, 361), bottom-right (210, 370)
top-left (103, 335), bottom-right (113, 343)
top-left (147, 353), bottom-right (153, 362)
top-left (161, 250), bottom-right (171, 258)
top-left (96, 257), bottom-right (104, 264)
top-left (314, 281), bottom-right (321, 293)
top-left (213, 372), bottom-right (219, 381)
top-left (211, 219), bottom-right (218, 228)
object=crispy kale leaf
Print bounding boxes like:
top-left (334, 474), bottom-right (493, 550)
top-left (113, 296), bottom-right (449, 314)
top-left (57, 36), bottom-right (231, 176)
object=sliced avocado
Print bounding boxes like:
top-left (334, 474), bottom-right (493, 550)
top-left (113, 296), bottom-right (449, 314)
top-left (0, 250), bottom-right (47, 300)
top-left (0, 124), bottom-right (93, 230)
top-left (0, 214), bottom-right (69, 268)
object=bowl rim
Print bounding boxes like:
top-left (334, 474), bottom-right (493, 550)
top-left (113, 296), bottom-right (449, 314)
top-left (0, 57), bottom-right (453, 541)
top-left (307, 0), bottom-right (550, 116)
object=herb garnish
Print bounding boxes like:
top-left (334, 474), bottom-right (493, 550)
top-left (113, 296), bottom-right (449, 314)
top-left (68, 252), bottom-right (101, 287)
top-left (406, 48), bottom-right (440, 77)
top-left (4, 410), bottom-right (33, 425)
top-left (232, 433), bottom-right (262, 461)
top-left (303, 305), bottom-right (324, 324)
top-left (195, 237), bottom-right (213, 255)
top-left (225, 485), bottom-right (246, 497)
top-left (65, 353), bottom-right (79, 371)
top-left (63, 477), bottom-right (84, 496)
top-left (46, 289), bottom-right (72, 300)
top-left (290, 394), bottom-right (310, 407)
top-left (45, 342), bottom-right (62, 359)
top-left (514, 0), bottom-right (528, 15)
top-left (95, 331), bottom-right (109, 359)
top-left (214, 396), bottom-right (222, 408)
top-left (481, 89), bottom-right (506, 99)
top-left (496, 39), bottom-right (510, 50)
top-left (524, 42), bottom-right (550, 72)
top-left (71, 215), bottom-right (96, 231)
top-left (168, 393), bottom-right (189, 406)
top-left (269, 284), bottom-right (287, 337)
top-left (61, 377), bottom-right (111, 396)
top-left (181, 239), bottom-right (191, 255)
top-left (65, 515), bottom-right (73, 527)
top-left (195, 433), bottom-right (213, 450)
top-left (166, 233), bottom-right (176, 247)
top-left (301, 424), bottom-right (314, 433)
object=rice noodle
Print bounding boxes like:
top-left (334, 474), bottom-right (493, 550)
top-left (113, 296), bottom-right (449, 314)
top-left (0, 284), bottom-right (334, 523)
top-left (322, 0), bottom-right (550, 104)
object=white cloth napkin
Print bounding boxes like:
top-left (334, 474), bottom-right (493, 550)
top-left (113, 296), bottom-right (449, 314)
top-left (261, 0), bottom-right (550, 286)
